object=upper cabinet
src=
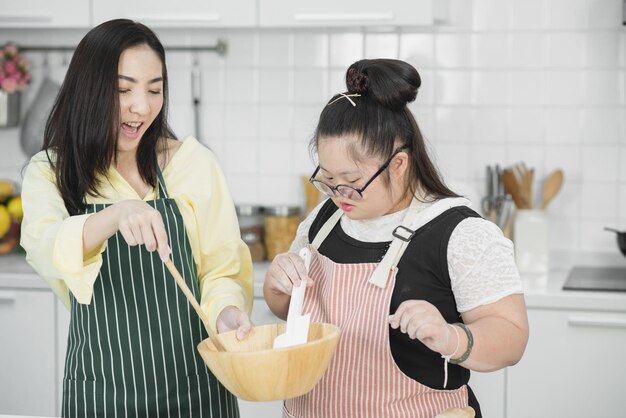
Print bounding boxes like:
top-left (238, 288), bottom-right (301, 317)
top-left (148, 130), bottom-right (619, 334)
top-left (0, 0), bottom-right (90, 28)
top-left (259, 0), bottom-right (433, 27)
top-left (0, 0), bottom-right (436, 29)
top-left (93, 0), bottom-right (257, 28)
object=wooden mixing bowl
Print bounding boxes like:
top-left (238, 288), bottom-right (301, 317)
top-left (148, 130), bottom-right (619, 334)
top-left (197, 322), bottom-right (340, 401)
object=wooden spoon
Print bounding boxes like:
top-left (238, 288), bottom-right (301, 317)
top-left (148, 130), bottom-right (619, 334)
top-left (502, 168), bottom-right (530, 209)
top-left (540, 169), bottom-right (564, 209)
top-left (524, 167), bottom-right (534, 209)
top-left (165, 259), bottom-right (226, 351)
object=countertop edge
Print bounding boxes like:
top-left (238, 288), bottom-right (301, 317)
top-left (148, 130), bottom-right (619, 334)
top-left (3, 252), bottom-right (626, 311)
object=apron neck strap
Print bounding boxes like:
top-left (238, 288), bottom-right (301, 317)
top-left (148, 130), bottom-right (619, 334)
top-left (310, 197), bottom-right (424, 289)
top-left (154, 153), bottom-right (170, 199)
top-left (311, 206), bottom-right (343, 248)
top-left (368, 198), bottom-right (423, 288)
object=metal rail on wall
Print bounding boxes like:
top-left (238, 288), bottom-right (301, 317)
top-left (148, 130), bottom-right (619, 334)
top-left (19, 39), bottom-right (228, 55)
top-left (18, 39), bottom-right (227, 139)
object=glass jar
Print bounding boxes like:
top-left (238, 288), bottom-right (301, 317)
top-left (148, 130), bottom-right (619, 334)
top-left (264, 205), bottom-right (302, 261)
top-left (236, 205), bottom-right (265, 262)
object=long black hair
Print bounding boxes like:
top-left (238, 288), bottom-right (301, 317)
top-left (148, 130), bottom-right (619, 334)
top-left (313, 58), bottom-right (458, 200)
top-left (43, 19), bottom-right (176, 215)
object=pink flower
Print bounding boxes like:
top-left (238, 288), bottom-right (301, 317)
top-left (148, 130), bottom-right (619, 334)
top-left (0, 43), bottom-right (31, 93)
top-left (18, 59), bottom-right (30, 72)
top-left (3, 61), bottom-right (17, 75)
top-left (2, 78), bottom-right (17, 94)
top-left (4, 44), bottom-right (17, 57)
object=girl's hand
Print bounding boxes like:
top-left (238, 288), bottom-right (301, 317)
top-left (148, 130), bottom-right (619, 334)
top-left (264, 251), bottom-right (312, 296)
top-left (114, 200), bottom-right (171, 262)
top-left (388, 300), bottom-right (454, 356)
top-left (216, 306), bottom-right (253, 340)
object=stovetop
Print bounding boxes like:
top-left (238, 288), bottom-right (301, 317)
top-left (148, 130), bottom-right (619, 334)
top-left (563, 266), bottom-right (626, 292)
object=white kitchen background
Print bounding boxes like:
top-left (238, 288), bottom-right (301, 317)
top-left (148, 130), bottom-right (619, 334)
top-left (0, 0), bottom-right (625, 254)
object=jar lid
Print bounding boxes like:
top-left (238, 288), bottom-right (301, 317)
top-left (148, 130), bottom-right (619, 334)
top-left (236, 204), bottom-right (264, 216)
top-left (265, 205), bottom-right (301, 216)
top-left (241, 231), bottom-right (260, 244)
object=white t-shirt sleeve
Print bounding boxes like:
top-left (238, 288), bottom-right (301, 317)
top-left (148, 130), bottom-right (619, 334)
top-left (288, 199), bottom-right (328, 253)
top-left (448, 217), bottom-right (524, 312)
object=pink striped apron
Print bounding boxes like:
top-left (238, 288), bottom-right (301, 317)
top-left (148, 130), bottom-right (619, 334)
top-left (284, 199), bottom-right (469, 418)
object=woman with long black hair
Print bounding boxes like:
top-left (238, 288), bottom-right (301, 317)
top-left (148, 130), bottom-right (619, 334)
top-left (264, 59), bottom-right (529, 418)
top-left (21, 19), bottom-right (252, 417)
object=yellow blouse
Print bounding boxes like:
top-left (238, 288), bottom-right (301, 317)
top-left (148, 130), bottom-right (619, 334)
top-left (20, 136), bottom-right (253, 331)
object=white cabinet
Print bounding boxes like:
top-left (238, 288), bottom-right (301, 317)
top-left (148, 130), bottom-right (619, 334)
top-left (238, 297), bottom-right (284, 418)
top-left (0, 0), bottom-right (90, 28)
top-left (507, 308), bottom-right (626, 418)
top-left (93, 0), bottom-right (257, 28)
top-left (0, 288), bottom-right (57, 416)
top-left (259, 0), bottom-right (433, 27)
top-left (469, 369), bottom-right (506, 418)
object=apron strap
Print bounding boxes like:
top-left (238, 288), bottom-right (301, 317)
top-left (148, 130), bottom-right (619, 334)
top-left (368, 198), bottom-right (423, 288)
top-left (311, 207), bottom-right (343, 249)
top-left (154, 153), bottom-right (170, 199)
top-left (309, 197), bottom-right (424, 289)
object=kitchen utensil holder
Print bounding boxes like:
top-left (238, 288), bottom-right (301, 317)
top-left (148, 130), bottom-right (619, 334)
top-left (513, 209), bottom-right (549, 276)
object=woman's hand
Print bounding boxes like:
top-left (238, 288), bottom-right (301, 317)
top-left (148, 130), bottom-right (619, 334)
top-left (264, 251), bottom-right (312, 296)
top-left (263, 251), bottom-right (313, 320)
top-left (114, 200), bottom-right (171, 262)
top-left (389, 300), bottom-right (455, 356)
top-left (216, 306), bottom-right (253, 340)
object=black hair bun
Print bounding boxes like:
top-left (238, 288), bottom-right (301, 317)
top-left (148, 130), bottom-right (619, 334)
top-left (345, 59), bottom-right (421, 110)
top-left (346, 67), bottom-right (370, 93)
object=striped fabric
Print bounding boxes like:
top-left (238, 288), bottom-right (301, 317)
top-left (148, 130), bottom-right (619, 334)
top-left (284, 246), bottom-right (468, 418)
top-left (62, 168), bottom-right (238, 418)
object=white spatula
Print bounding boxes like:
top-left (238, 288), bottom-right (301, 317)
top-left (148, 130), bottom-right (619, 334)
top-left (273, 248), bottom-right (312, 349)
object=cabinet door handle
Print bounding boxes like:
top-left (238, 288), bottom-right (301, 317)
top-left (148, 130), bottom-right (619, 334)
top-left (294, 13), bottom-right (394, 22)
top-left (130, 14), bottom-right (221, 25)
top-left (0, 15), bottom-right (53, 23)
top-left (568, 316), bottom-right (626, 329)
top-left (0, 291), bottom-right (16, 303)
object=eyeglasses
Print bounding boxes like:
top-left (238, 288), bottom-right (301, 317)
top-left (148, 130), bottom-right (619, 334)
top-left (309, 145), bottom-right (410, 201)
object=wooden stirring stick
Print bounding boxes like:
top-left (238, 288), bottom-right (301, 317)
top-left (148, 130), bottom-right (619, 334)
top-left (540, 169), bottom-right (563, 209)
top-left (164, 259), bottom-right (226, 352)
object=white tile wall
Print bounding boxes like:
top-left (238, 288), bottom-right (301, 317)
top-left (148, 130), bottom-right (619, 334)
top-left (364, 33), bottom-right (399, 59)
top-left (509, 108), bottom-right (545, 142)
top-left (0, 0), bottom-right (625, 253)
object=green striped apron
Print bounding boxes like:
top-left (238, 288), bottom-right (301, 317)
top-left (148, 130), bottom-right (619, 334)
top-left (62, 165), bottom-right (239, 418)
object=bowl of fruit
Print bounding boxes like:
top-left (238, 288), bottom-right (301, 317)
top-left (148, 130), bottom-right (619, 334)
top-left (0, 180), bottom-right (22, 254)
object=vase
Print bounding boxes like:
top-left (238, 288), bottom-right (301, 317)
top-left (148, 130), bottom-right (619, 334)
top-left (0, 90), bottom-right (21, 128)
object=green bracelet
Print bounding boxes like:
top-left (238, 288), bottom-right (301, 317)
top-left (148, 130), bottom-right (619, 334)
top-left (449, 322), bottom-right (473, 364)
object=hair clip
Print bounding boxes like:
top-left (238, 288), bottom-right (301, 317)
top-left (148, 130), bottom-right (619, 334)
top-left (327, 93), bottom-right (361, 107)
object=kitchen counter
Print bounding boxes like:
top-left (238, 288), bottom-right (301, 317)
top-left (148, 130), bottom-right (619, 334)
top-left (0, 253), bottom-right (49, 290)
top-left (2, 252), bottom-right (625, 418)
top-left (2, 252), bottom-right (626, 311)
top-left (520, 251), bottom-right (626, 312)
top-left (0, 253), bottom-right (271, 298)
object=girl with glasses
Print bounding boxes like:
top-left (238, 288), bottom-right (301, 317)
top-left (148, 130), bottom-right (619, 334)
top-left (264, 59), bottom-right (528, 418)
top-left (20, 19), bottom-right (252, 417)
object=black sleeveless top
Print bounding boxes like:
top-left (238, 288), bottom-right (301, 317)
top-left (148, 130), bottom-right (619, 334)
top-left (309, 199), bottom-right (483, 416)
